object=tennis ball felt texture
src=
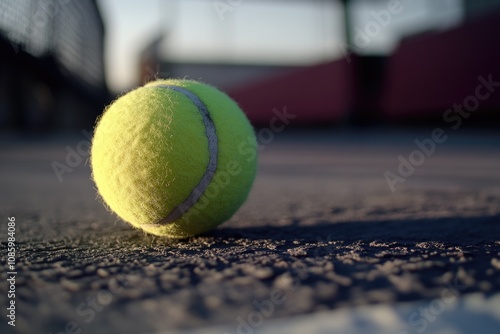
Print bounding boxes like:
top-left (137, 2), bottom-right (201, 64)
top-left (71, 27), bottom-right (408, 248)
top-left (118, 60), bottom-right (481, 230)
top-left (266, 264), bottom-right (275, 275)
top-left (91, 79), bottom-right (257, 238)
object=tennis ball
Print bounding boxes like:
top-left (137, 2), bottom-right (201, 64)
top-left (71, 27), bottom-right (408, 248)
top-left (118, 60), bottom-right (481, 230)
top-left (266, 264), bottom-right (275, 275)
top-left (91, 79), bottom-right (257, 238)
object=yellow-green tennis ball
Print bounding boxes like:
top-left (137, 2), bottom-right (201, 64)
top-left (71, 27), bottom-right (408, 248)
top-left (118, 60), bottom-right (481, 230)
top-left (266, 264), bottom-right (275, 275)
top-left (90, 79), bottom-right (257, 238)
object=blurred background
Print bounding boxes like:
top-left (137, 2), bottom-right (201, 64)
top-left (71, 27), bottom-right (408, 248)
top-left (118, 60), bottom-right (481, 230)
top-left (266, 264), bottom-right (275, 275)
top-left (0, 0), bottom-right (499, 132)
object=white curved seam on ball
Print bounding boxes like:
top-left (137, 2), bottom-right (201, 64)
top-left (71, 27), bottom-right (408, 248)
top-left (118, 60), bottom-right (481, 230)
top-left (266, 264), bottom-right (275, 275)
top-left (148, 84), bottom-right (218, 225)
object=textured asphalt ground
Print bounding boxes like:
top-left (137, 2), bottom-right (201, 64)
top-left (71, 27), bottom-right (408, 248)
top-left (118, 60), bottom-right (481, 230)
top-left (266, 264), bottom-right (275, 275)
top-left (1, 128), bottom-right (500, 334)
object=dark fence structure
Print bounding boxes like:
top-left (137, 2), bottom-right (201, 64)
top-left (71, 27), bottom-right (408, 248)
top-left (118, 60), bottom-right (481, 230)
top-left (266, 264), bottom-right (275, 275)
top-left (0, 0), bottom-right (108, 132)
